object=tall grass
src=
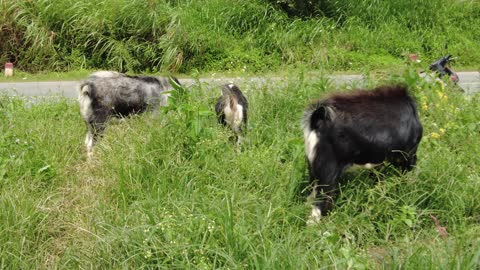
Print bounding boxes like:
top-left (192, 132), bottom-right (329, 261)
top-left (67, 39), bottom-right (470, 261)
top-left (1, 0), bottom-right (479, 73)
top-left (1, 72), bottom-right (479, 268)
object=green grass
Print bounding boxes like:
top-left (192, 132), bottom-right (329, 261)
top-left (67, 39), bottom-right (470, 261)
top-left (1, 0), bottom-right (479, 74)
top-left (1, 72), bottom-right (479, 268)
top-left (0, 69), bottom-right (94, 82)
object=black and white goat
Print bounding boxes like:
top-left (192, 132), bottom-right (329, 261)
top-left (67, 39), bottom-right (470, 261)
top-left (302, 85), bottom-right (423, 222)
top-left (215, 83), bottom-right (248, 144)
top-left (78, 71), bottom-right (179, 156)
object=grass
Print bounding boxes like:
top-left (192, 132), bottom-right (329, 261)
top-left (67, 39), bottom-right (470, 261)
top-left (0, 69), bottom-right (94, 82)
top-left (1, 70), bottom-right (479, 268)
top-left (1, 0), bottom-right (479, 74)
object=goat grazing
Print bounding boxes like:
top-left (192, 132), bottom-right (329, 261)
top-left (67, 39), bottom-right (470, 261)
top-left (215, 83), bottom-right (248, 144)
top-left (302, 85), bottom-right (423, 222)
top-left (78, 71), bottom-right (179, 156)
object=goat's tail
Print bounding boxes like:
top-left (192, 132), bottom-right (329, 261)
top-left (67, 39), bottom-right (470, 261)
top-left (302, 102), bottom-right (334, 131)
top-left (78, 82), bottom-right (93, 119)
top-left (78, 82), bottom-right (91, 97)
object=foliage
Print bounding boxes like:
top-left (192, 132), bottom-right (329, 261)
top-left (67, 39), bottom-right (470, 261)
top-left (0, 0), bottom-right (479, 73)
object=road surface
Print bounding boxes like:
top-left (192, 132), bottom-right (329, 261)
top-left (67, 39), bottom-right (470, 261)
top-left (0, 72), bottom-right (478, 98)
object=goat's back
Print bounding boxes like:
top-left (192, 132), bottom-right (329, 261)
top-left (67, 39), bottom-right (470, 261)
top-left (304, 85), bottom-right (423, 163)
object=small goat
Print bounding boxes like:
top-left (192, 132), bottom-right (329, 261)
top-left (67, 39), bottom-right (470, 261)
top-left (78, 71), bottom-right (179, 156)
top-left (302, 85), bottom-right (423, 222)
top-left (215, 83), bottom-right (248, 144)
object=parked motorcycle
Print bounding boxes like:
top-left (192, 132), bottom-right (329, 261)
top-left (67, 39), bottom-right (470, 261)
top-left (417, 42), bottom-right (463, 91)
top-left (428, 54), bottom-right (459, 84)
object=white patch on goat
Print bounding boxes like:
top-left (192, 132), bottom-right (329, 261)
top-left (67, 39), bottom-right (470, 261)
top-left (325, 106), bottom-right (336, 120)
top-left (304, 128), bottom-right (319, 163)
top-left (224, 99), bottom-right (243, 133)
top-left (236, 135), bottom-right (243, 146)
top-left (85, 132), bottom-right (94, 158)
top-left (363, 163), bottom-right (381, 169)
top-left (84, 131), bottom-right (91, 146)
top-left (78, 85), bottom-right (93, 119)
top-left (159, 92), bottom-right (170, 107)
top-left (90, 71), bottom-right (120, 78)
top-left (349, 163), bottom-right (382, 171)
top-left (307, 206), bottom-right (322, 225)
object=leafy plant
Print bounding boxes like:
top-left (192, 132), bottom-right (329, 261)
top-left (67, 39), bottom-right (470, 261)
top-left (164, 77), bottom-right (213, 141)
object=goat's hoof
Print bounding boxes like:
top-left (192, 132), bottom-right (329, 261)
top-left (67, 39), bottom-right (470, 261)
top-left (306, 207), bottom-right (322, 225)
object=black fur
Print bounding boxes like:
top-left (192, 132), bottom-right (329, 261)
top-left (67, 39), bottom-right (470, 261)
top-left (303, 85), bottom-right (423, 215)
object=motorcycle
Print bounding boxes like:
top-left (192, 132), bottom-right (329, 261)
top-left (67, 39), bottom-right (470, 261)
top-left (428, 54), bottom-right (459, 84)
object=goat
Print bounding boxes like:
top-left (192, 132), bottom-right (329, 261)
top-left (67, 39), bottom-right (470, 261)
top-left (78, 71), bottom-right (179, 156)
top-left (302, 85), bottom-right (423, 222)
top-left (215, 83), bottom-right (248, 144)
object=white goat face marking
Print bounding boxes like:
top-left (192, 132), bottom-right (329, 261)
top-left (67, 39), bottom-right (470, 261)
top-left (307, 206), bottom-right (322, 225)
top-left (304, 129), bottom-right (319, 163)
top-left (90, 71), bottom-right (120, 78)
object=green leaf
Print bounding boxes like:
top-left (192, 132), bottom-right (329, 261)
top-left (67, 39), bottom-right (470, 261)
top-left (37, 165), bottom-right (51, 174)
top-left (403, 219), bottom-right (413, 227)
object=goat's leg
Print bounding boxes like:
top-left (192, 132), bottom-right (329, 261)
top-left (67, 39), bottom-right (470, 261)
top-left (307, 143), bottom-right (343, 223)
top-left (85, 116), bottom-right (107, 158)
top-left (85, 132), bottom-right (94, 157)
top-left (84, 122), bottom-right (95, 157)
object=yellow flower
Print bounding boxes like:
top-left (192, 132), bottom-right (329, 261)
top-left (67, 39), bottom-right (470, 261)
top-left (439, 128), bottom-right (446, 135)
top-left (437, 91), bottom-right (448, 101)
top-left (430, 132), bottom-right (440, 139)
top-left (435, 79), bottom-right (446, 90)
top-left (422, 101), bottom-right (428, 111)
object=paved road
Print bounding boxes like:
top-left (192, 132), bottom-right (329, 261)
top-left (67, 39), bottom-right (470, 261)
top-left (0, 72), bottom-right (478, 98)
top-left (0, 75), bottom-right (364, 98)
top-left (456, 72), bottom-right (480, 94)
